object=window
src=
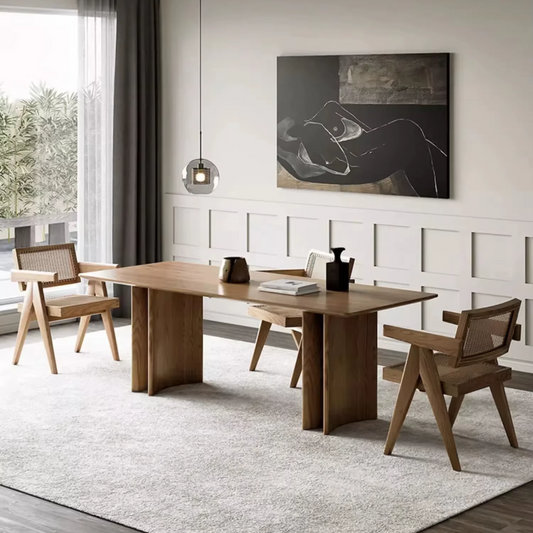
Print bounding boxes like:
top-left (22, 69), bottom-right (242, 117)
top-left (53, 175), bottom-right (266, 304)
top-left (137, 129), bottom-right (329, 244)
top-left (0, 9), bottom-right (78, 305)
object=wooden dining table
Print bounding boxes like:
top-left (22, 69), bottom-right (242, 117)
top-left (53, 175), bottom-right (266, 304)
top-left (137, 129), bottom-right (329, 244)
top-left (81, 262), bottom-right (436, 435)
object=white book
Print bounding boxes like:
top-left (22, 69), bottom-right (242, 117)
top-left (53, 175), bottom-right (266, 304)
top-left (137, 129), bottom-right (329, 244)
top-left (259, 286), bottom-right (320, 296)
top-left (260, 279), bottom-right (318, 292)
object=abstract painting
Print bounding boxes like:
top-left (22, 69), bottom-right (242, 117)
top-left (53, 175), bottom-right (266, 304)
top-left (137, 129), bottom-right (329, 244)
top-left (277, 53), bottom-right (450, 198)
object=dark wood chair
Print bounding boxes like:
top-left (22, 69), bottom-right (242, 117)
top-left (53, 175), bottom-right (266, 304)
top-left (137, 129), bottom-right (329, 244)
top-left (248, 250), bottom-right (355, 387)
top-left (382, 299), bottom-right (522, 471)
top-left (11, 243), bottom-right (120, 374)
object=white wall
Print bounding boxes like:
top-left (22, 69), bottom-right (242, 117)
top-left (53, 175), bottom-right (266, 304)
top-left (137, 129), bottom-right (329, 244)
top-left (161, 0), bottom-right (533, 371)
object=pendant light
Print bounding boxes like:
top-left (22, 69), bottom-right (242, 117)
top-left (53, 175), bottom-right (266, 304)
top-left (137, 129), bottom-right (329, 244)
top-left (182, 0), bottom-right (220, 194)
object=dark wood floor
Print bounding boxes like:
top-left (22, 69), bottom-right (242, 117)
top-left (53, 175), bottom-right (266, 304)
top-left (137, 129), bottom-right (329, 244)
top-left (0, 320), bottom-right (531, 533)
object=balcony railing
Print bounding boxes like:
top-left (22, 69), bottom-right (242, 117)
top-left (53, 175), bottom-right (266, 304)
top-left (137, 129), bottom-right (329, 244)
top-left (0, 212), bottom-right (77, 248)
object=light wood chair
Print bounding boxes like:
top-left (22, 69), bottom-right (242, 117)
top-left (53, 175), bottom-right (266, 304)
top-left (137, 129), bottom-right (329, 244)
top-left (248, 249), bottom-right (355, 387)
top-left (11, 243), bottom-right (121, 374)
top-left (382, 299), bottom-right (522, 471)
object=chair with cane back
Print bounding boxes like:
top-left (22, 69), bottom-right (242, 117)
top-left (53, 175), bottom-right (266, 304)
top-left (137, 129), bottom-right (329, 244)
top-left (248, 249), bottom-right (355, 388)
top-left (382, 298), bottom-right (522, 471)
top-left (11, 243), bottom-right (121, 374)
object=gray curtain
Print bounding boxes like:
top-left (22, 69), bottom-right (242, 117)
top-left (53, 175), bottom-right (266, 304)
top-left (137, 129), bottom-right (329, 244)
top-left (112, 0), bottom-right (162, 317)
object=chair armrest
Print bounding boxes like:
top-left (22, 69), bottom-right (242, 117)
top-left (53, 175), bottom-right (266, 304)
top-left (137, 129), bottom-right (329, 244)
top-left (442, 309), bottom-right (521, 341)
top-left (383, 325), bottom-right (462, 356)
top-left (11, 270), bottom-right (58, 283)
top-left (79, 262), bottom-right (119, 273)
top-left (442, 310), bottom-right (460, 325)
top-left (259, 268), bottom-right (307, 277)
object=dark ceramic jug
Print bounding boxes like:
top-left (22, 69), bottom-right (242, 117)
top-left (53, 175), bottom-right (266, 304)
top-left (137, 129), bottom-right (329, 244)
top-left (219, 257), bottom-right (250, 284)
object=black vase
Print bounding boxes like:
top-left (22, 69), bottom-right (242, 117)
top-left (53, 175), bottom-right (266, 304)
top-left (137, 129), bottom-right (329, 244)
top-left (326, 247), bottom-right (350, 292)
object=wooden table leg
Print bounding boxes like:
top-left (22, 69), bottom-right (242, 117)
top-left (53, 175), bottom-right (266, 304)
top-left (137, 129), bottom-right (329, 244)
top-left (132, 286), bottom-right (148, 392)
top-left (302, 312), bottom-right (324, 430)
top-left (323, 312), bottom-right (378, 435)
top-left (148, 289), bottom-right (203, 396)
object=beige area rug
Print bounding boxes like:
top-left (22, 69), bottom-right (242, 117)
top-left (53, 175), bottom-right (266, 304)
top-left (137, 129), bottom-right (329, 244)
top-left (0, 326), bottom-right (533, 533)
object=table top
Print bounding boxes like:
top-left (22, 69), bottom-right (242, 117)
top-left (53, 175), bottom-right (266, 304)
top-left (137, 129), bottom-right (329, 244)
top-left (81, 262), bottom-right (436, 317)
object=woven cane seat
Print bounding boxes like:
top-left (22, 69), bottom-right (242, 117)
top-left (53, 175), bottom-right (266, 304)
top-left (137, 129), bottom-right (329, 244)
top-left (18, 294), bottom-right (119, 320)
top-left (247, 305), bottom-right (303, 328)
top-left (383, 354), bottom-right (512, 397)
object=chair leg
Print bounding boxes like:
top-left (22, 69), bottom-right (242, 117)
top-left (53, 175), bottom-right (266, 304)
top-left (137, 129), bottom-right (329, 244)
top-left (490, 382), bottom-right (519, 448)
top-left (448, 395), bottom-right (464, 428)
top-left (33, 282), bottom-right (58, 375)
top-left (101, 311), bottom-right (120, 362)
top-left (290, 329), bottom-right (301, 349)
top-left (75, 316), bottom-right (91, 353)
top-left (384, 345), bottom-right (420, 455)
top-left (93, 280), bottom-right (119, 362)
top-left (75, 280), bottom-right (96, 353)
top-left (13, 282), bottom-right (34, 365)
top-left (290, 338), bottom-right (302, 388)
top-left (419, 348), bottom-right (461, 472)
top-left (249, 321), bottom-right (272, 371)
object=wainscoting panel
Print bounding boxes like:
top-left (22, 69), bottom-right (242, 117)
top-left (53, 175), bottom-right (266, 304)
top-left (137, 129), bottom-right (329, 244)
top-left (330, 220), bottom-right (367, 279)
top-left (473, 233), bottom-right (514, 281)
top-left (210, 210), bottom-right (243, 251)
top-left (374, 224), bottom-right (411, 271)
top-left (526, 300), bottom-right (533, 347)
top-left (287, 217), bottom-right (322, 258)
top-left (247, 214), bottom-right (284, 256)
top-left (164, 193), bottom-right (533, 372)
top-left (422, 287), bottom-right (460, 335)
top-left (422, 228), bottom-right (460, 276)
top-left (173, 207), bottom-right (201, 247)
top-left (527, 237), bottom-right (533, 284)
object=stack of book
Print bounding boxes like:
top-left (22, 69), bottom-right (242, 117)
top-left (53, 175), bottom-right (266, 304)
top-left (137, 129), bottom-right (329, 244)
top-left (259, 279), bottom-right (320, 296)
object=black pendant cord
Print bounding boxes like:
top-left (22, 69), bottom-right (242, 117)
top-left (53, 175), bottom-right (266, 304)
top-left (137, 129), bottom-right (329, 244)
top-left (199, 0), bottom-right (203, 164)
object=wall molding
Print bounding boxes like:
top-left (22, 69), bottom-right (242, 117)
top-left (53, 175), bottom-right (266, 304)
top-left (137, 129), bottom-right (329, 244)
top-left (165, 193), bottom-right (533, 373)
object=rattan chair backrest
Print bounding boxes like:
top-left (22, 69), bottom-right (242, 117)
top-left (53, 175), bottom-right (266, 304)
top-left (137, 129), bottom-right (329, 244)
top-left (455, 299), bottom-right (521, 366)
top-left (13, 243), bottom-right (80, 291)
top-left (304, 249), bottom-right (355, 280)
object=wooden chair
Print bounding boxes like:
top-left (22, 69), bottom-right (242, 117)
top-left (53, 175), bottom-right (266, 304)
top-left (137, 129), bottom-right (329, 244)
top-left (382, 299), bottom-right (522, 471)
top-left (248, 249), bottom-right (355, 387)
top-left (11, 243), bottom-right (121, 374)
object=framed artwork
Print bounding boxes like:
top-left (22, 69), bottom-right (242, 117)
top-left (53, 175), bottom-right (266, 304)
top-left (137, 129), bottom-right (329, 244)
top-left (277, 53), bottom-right (450, 198)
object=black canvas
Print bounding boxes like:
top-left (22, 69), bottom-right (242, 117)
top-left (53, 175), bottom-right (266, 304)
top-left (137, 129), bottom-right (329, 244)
top-left (277, 54), bottom-right (450, 198)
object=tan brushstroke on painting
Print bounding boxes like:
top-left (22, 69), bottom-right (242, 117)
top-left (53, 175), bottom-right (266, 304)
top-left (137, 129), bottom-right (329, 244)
top-left (276, 165), bottom-right (415, 196)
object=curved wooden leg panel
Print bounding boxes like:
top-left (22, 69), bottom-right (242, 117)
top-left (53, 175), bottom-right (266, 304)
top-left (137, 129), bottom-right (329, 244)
top-left (132, 287), bottom-right (148, 392)
top-left (148, 290), bottom-right (203, 396)
top-left (323, 313), bottom-right (378, 435)
top-left (302, 312), bottom-right (323, 430)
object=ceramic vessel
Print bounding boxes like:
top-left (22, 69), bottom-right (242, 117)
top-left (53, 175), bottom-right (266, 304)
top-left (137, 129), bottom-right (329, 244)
top-left (219, 257), bottom-right (250, 284)
top-left (326, 247), bottom-right (350, 292)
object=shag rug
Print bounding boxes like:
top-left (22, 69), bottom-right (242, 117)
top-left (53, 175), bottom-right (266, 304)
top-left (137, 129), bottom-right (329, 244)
top-left (0, 326), bottom-right (533, 533)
